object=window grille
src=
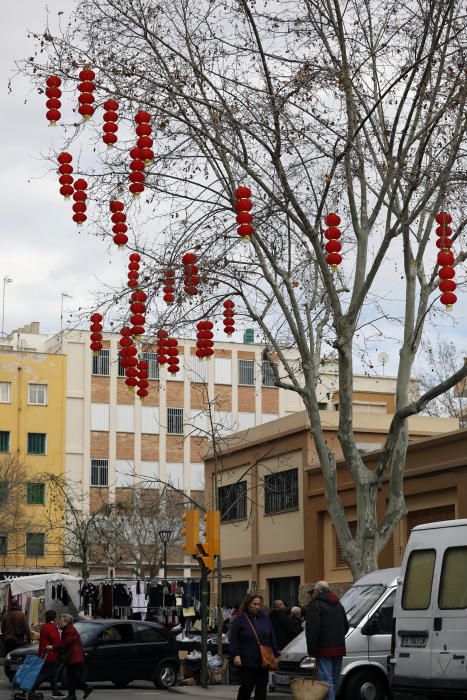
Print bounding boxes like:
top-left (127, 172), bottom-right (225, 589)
top-left (167, 407), bottom-right (184, 435)
top-left (26, 533), bottom-right (45, 557)
top-left (117, 352), bottom-right (125, 377)
top-left (335, 521), bottom-right (357, 567)
top-left (28, 383), bottom-right (48, 405)
top-left (238, 359), bottom-right (255, 386)
top-left (262, 361), bottom-right (276, 387)
top-left (222, 581), bottom-right (249, 608)
top-left (92, 349), bottom-right (110, 376)
top-left (141, 352), bottom-right (159, 379)
top-left (27, 483), bottom-right (45, 505)
top-left (91, 458), bottom-right (109, 486)
top-left (0, 431), bottom-right (9, 453)
top-left (218, 482), bottom-right (247, 522)
top-left (27, 433), bottom-right (46, 455)
top-left (264, 468), bottom-right (298, 514)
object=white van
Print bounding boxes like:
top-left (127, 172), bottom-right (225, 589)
top-left (389, 518), bottom-right (467, 698)
top-left (272, 568), bottom-right (399, 700)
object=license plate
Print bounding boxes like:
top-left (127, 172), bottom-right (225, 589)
top-left (273, 674), bottom-right (290, 684)
top-left (401, 636), bottom-right (427, 647)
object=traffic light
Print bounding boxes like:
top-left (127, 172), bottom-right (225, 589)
top-left (197, 543), bottom-right (216, 572)
top-left (204, 510), bottom-right (221, 556)
top-left (181, 509), bottom-right (200, 555)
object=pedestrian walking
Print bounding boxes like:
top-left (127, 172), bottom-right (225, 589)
top-left (57, 614), bottom-right (93, 700)
top-left (269, 600), bottom-right (300, 650)
top-left (305, 581), bottom-right (349, 700)
top-left (229, 594), bottom-right (279, 700)
top-left (1, 602), bottom-right (32, 654)
top-left (34, 610), bottom-right (64, 698)
top-left (289, 606), bottom-right (304, 636)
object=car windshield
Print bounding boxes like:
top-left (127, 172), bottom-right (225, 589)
top-left (74, 622), bottom-right (103, 644)
top-left (340, 584), bottom-right (386, 627)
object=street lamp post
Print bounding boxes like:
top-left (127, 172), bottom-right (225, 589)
top-left (60, 292), bottom-right (72, 351)
top-left (158, 529), bottom-right (173, 579)
top-left (1, 277), bottom-right (13, 337)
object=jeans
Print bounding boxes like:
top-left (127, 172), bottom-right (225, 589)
top-left (237, 666), bottom-right (269, 700)
top-left (317, 657), bottom-right (343, 700)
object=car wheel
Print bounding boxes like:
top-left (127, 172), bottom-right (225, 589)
top-left (343, 669), bottom-right (386, 700)
top-left (153, 662), bottom-right (178, 689)
top-left (111, 680), bottom-right (132, 688)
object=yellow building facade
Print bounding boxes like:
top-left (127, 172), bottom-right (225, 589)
top-left (0, 349), bottom-right (66, 572)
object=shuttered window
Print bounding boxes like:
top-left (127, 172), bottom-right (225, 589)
top-left (91, 403), bottom-right (110, 431)
top-left (117, 405), bottom-right (135, 432)
top-left (335, 521), bottom-right (357, 568)
top-left (407, 505), bottom-right (455, 533)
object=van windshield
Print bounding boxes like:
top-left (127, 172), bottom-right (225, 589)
top-left (340, 584), bottom-right (386, 627)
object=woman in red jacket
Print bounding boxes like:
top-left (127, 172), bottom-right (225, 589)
top-left (58, 614), bottom-right (93, 700)
top-left (34, 610), bottom-right (64, 698)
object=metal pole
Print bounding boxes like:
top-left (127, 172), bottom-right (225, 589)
top-left (1, 277), bottom-right (12, 337)
top-left (200, 566), bottom-right (209, 688)
top-left (163, 541), bottom-right (168, 579)
top-left (217, 554), bottom-right (223, 658)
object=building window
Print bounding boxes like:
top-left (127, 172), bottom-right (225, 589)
top-left (0, 431), bottom-right (10, 453)
top-left (26, 533), bottom-right (45, 557)
top-left (91, 459), bottom-right (109, 486)
top-left (0, 536), bottom-right (7, 556)
top-left (335, 521), bottom-right (357, 568)
top-left (219, 482), bottom-right (247, 522)
top-left (238, 359), bottom-right (255, 386)
top-left (222, 581), bottom-right (249, 608)
top-left (269, 576), bottom-right (301, 607)
top-left (141, 352), bottom-right (159, 380)
top-left (117, 352), bottom-right (125, 377)
top-left (407, 505), bottom-right (455, 534)
top-left (0, 382), bottom-right (12, 403)
top-left (92, 349), bottom-right (110, 376)
top-left (167, 408), bottom-right (184, 435)
top-left (262, 360), bottom-right (276, 387)
top-left (28, 383), bottom-right (48, 405)
top-left (264, 468), bottom-right (298, 515)
top-left (27, 433), bottom-right (46, 455)
top-left (27, 483), bottom-right (45, 505)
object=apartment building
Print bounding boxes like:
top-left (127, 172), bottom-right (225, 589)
top-left (0, 332), bottom-right (66, 573)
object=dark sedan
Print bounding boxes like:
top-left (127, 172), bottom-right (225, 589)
top-left (5, 619), bottom-right (180, 689)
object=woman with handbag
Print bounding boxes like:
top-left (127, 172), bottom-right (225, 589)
top-left (229, 594), bottom-right (279, 700)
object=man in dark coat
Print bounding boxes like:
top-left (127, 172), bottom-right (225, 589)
top-left (1, 602), bottom-right (32, 654)
top-left (305, 581), bottom-right (349, 700)
top-left (269, 600), bottom-right (300, 650)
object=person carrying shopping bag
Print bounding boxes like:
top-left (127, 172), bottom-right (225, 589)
top-left (229, 594), bottom-right (279, 700)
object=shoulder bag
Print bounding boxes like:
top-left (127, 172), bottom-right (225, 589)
top-left (244, 614), bottom-right (279, 671)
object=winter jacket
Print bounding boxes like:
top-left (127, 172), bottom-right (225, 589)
top-left (39, 622), bottom-right (61, 663)
top-left (305, 591), bottom-right (349, 657)
top-left (58, 623), bottom-right (85, 665)
top-left (1, 610), bottom-right (32, 643)
top-left (229, 612), bottom-right (279, 667)
top-left (269, 609), bottom-right (300, 650)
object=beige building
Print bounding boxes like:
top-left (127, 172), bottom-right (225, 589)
top-left (204, 410), bottom-right (459, 606)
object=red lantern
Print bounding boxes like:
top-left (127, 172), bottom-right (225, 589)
top-left (78, 67), bottom-right (95, 121)
top-left (132, 288), bottom-right (146, 301)
top-left (129, 183), bottom-right (145, 196)
top-left (126, 377), bottom-right (138, 388)
top-left (326, 252), bottom-right (343, 268)
top-left (440, 291), bottom-right (457, 308)
top-left (102, 99), bottom-right (119, 148)
top-left (436, 226), bottom-right (452, 237)
top-left (324, 212), bottom-right (341, 226)
top-left (182, 252), bottom-right (200, 296)
top-left (439, 279), bottom-right (456, 293)
top-left (57, 152), bottom-right (72, 165)
top-left (110, 200), bottom-right (124, 213)
top-left (437, 251), bottom-right (454, 266)
top-left (46, 75), bottom-right (62, 124)
top-left (436, 237), bottom-right (452, 250)
top-left (325, 240), bottom-right (342, 253)
top-left (234, 185), bottom-right (254, 240)
top-left (435, 211), bottom-right (452, 225)
top-left (438, 266), bottom-right (455, 280)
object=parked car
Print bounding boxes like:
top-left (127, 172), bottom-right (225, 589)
top-left (271, 567), bottom-right (399, 700)
top-left (4, 619), bottom-right (180, 690)
top-left (389, 518), bottom-right (467, 698)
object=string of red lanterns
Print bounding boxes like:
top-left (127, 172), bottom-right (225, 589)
top-left (166, 337), bottom-right (181, 374)
top-left (89, 313), bottom-right (103, 354)
top-left (77, 67), bottom-right (96, 121)
top-left (223, 300), bottom-right (235, 335)
top-left (58, 152), bottom-right (74, 199)
top-left (109, 200), bottom-right (128, 247)
top-left (102, 99), bottom-right (119, 148)
top-left (182, 252), bottom-right (200, 296)
top-left (162, 269), bottom-right (176, 304)
top-left (195, 320), bottom-right (214, 358)
top-left (46, 75), bottom-right (62, 126)
top-left (156, 330), bottom-right (169, 366)
top-left (128, 111), bottom-right (153, 197)
top-left (435, 211), bottom-right (457, 309)
top-left (130, 288), bottom-right (147, 337)
top-left (72, 178), bottom-right (88, 226)
top-left (234, 186), bottom-right (254, 240)
top-left (324, 213), bottom-right (342, 270)
top-left (119, 327), bottom-right (137, 388)
top-left (136, 358), bottom-right (149, 399)
top-left (127, 252), bottom-right (141, 289)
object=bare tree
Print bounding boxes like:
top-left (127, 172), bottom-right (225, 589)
top-left (419, 338), bottom-right (467, 427)
top-left (0, 457), bottom-right (31, 557)
top-left (23, 0), bottom-right (467, 578)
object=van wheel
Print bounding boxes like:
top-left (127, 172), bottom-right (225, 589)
top-left (343, 670), bottom-right (386, 700)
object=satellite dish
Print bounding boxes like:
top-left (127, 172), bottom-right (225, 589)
top-left (378, 352), bottom-right (389, 375)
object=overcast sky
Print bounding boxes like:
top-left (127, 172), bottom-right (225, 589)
top-left (1, 1), bottom-right (465, 373)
